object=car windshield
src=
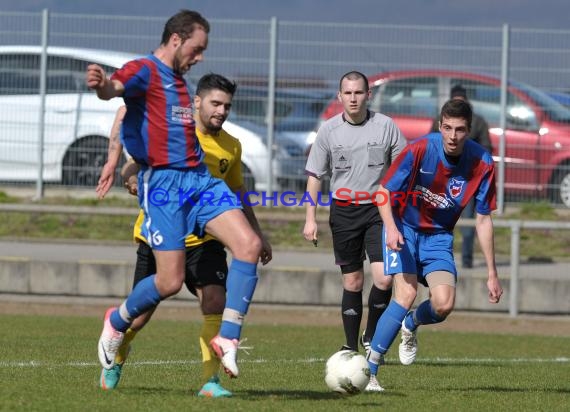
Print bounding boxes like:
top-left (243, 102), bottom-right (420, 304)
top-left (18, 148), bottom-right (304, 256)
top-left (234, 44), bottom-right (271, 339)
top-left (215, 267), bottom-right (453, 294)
top-left (512, 80), bottom-right (570, 123)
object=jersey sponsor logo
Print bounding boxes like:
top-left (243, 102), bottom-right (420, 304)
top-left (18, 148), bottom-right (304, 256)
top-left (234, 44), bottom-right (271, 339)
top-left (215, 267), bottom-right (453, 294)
top-left (448, 178), bottom-right (465, 198)
top-left (171, 105), bottom-right (193, 125)
top-left (413, 184), bottom-right (454, 209)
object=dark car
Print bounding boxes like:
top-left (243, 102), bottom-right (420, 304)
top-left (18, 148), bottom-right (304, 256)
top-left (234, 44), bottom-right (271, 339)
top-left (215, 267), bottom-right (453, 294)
top-left (231, 86), bottom-right (334, 190)
top-left (320, 69), bottom-right (570, 207)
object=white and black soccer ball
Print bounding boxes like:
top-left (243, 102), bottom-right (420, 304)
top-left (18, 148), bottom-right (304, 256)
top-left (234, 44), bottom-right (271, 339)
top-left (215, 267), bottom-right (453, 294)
top-left (324, 349), bottom-right (370, 394)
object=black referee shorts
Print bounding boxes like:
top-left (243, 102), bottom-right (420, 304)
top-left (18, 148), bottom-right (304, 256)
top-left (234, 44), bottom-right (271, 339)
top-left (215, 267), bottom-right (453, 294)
top-left (329, 201), bottom-right (383, 274)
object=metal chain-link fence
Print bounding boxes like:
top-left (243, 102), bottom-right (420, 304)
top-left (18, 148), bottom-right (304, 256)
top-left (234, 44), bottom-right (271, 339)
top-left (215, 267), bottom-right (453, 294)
top-left (1, 10), bottom-right (570, 207)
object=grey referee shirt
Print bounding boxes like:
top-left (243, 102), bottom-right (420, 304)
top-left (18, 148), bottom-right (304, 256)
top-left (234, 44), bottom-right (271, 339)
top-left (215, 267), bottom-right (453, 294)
top-left (305, 110), bottom-right (406, 203)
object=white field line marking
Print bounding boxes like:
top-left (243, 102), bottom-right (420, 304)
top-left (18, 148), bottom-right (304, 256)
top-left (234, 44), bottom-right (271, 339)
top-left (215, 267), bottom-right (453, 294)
top-left (0, 357), bottom-right (568, 368)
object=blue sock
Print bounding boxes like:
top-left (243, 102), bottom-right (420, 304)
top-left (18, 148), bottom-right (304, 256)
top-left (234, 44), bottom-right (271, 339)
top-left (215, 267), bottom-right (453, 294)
top-left (368, 300), bottom-right (408, 374)
top-left (410, 299), bottom-right (445, 329)
top-left (110, 275), bottom-right (161, 332)
top-left (220, 259), bottom-right (258, 339)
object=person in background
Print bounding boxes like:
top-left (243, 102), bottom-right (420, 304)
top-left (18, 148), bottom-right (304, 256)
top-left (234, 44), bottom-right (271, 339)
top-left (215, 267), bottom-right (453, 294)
top-left (303, 70), bottom-right (406, 392)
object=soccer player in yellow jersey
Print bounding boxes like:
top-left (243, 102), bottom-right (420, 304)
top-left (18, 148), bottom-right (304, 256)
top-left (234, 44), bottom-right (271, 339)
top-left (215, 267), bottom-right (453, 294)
top-left (96, 73), bottom-right (272, 397)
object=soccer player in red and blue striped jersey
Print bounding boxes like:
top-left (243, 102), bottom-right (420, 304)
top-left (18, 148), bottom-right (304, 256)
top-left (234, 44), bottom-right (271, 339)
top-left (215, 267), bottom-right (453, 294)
top-left (366, 99), bottom-right (503, 386)
top-left (87, 10), bottom-right (265, 379)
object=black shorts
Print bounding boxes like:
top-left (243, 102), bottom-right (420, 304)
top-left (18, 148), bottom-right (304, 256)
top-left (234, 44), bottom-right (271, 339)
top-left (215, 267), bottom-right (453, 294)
top-left (133, 240), bottom-right (228, 297)
top-left (329, 201), bottom-right (383, 274)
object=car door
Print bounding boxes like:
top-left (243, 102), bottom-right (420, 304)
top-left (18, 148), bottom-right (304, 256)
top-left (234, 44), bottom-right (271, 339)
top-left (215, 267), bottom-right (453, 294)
top-left (453, 78), bottom-right (541, 195)
top-left (369, 76), bottom-right (439, 140)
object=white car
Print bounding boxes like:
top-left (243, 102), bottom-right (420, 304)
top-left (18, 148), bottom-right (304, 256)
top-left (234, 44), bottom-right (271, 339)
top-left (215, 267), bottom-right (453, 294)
top-left (0, 45), bottom-right (276, 190)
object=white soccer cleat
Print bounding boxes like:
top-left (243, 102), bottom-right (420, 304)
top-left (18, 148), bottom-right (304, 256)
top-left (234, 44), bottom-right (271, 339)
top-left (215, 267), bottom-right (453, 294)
top-left (365, 374), bottom-right (385, 392)
top-left (210, 335), bottom-right (239, 378)
top-left (98, 307), bottom-right (124, 370)
top-left (398, 320), bottom-right (418, 365)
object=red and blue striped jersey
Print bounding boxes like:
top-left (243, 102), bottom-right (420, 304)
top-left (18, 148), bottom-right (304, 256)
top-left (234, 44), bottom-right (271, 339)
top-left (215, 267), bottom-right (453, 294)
top-left (111, 54), bottom-right (203, 168)
top-left (381, 133), bottom-right (496, 233)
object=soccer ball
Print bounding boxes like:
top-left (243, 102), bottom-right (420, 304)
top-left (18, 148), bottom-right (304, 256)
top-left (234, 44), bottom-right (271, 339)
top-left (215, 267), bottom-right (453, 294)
top-left (324, 349), bottom-right (370, 394)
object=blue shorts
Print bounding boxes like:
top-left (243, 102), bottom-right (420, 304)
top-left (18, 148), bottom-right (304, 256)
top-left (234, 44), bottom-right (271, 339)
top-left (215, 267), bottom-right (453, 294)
top-left (138, 164), bottom-right (242, 251)
top-left (383, 221), bottom-right (457, 284)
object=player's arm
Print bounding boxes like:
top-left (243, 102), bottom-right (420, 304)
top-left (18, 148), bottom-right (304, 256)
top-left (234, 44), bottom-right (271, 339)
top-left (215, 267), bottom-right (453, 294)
top-left (303, 175), bottom-right (321, 245)
top-left (86, 63), bottom-right (125, 100)
top-left (96, 106), bottom-right (126, 199)
top-left (235, 186), bottom-right (272, 265)
top-left (376, 184), bottom-right (403, 251)
top-left (475, 212), bottom-right (503, 303)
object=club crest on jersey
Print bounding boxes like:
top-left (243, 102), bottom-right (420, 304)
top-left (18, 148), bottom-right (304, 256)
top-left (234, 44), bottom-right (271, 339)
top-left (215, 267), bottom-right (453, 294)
top-left (219, 159), bottom-right (229, 174)
top-left (448, 178), bottom-right (465, 198)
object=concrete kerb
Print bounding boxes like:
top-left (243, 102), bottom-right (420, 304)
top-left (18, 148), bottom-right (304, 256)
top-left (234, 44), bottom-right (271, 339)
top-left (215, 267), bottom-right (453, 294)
top-left (1, 255), bottom-right (569, 314)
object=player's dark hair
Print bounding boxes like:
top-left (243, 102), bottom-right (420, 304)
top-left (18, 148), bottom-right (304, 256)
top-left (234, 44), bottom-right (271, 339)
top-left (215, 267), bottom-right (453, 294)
top-left (196, 73), bottom-right (237, 97)
top-left (161, 9), bottom-right (210, 45)
top-left (339, 71), bottom-right (369, 92)
top-left (440, 99), bottom-right (473, 130)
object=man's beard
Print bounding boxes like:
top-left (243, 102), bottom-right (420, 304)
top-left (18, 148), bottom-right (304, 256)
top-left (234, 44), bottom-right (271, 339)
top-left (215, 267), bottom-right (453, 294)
top-left (172, 51), bottom-right (188, 75)
top-left (204, 123), bottom-right (223, 134)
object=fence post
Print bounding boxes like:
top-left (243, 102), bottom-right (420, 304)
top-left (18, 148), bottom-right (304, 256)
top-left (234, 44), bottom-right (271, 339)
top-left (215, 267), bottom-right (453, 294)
top-left (497, 23), bottom-right (510, 215)
top-left (509, 219), bottom-right (521, 317)
top-left (35, 8), bottom-right (49, 201)
top-left (266, 17), bottom-right (278, 207)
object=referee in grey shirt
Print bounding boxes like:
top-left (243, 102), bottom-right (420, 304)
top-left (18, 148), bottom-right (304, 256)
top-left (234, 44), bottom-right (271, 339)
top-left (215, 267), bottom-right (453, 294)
top-left (303, 71), bottom-right (405, 391)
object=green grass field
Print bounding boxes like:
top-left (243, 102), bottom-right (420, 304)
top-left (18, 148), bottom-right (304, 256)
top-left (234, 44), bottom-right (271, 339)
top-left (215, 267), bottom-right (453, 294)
top-left (1, 313), bottom-right (568, 412)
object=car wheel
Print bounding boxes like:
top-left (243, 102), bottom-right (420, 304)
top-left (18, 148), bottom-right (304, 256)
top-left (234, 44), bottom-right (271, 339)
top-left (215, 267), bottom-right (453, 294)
top-left (550, 164), bottom-right (570, 208)
top-left (62, 136), bottom-right (124, 187)
top-left (241, 162), bottom-right (256, 192)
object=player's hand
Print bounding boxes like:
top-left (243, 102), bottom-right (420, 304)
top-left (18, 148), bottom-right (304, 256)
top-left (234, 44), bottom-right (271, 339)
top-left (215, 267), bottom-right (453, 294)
top-left (95, 162), bottom-right (116, 199)
top-left (487, 277), bottom-right (503, 304)
top-left (385, 225), bottom-right (404, 251)
top-left (303, 221), bottom-right (318, 245)
top-left (124, 175), bottom-right (138, 196)
top-left (259, 235), bottom-right (273, 265)
top-left (86, 64), bottom-right (107, 90)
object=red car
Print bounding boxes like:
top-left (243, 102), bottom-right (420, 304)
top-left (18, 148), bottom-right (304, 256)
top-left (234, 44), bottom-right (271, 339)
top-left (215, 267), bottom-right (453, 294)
top-left (319, 70), bottom-right (570, 207)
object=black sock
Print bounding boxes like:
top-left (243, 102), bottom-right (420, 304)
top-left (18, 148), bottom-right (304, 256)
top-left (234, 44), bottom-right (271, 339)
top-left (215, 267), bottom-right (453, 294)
top-left (341, 289), bottom-right (362, 351)
top-left (364, 286), bottom-right (392, 341)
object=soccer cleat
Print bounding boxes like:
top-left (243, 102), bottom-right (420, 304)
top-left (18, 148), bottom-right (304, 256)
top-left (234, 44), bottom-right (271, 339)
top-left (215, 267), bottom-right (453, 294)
top-left (360, 330), bottom-right (371, 357)
top-left (398, 318), bottom-right (418, 365)
top-left (365, 374), bottom-right (385, 392)
top-left (210, 335), bottom-right (239, 378)
top-left (98, 307), bottom-right (125, 370)
top-left (197, 376), bottom-right (233, 398)
top-left (100, 364), bottom-right (123, 390)
top-left (339, 344), bottom-right (356, 352)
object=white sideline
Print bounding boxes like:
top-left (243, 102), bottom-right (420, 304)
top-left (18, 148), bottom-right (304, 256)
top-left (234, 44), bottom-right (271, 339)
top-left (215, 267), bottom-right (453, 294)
top-left (1, 357), bottom-right (568, 368)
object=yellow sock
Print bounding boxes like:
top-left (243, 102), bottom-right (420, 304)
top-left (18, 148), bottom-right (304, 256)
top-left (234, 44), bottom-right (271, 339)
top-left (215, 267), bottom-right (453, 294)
top-left (200, 314), bottom-right (222, 382)
top-left (115, 328), bottom-right (138, 365)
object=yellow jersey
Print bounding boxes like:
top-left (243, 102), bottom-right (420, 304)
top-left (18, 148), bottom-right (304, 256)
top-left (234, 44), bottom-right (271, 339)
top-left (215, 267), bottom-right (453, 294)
top-left (133, 127), bottom-right (243, 247)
